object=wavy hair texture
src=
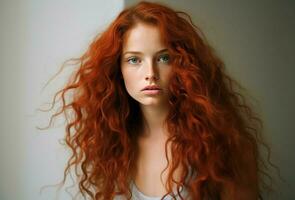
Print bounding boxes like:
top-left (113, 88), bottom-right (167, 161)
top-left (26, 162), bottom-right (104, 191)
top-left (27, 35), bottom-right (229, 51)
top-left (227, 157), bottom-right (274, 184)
top-left (42, 1), bottom-right (280, 200)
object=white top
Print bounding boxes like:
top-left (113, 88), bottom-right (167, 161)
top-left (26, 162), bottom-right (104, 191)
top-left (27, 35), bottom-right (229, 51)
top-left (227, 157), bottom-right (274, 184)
top-left (114, 180), bottom-right (189, 200)
top-left (131, 180), bottom-right (189, 200)
top-left (114, 167), bottom-right (195, 200)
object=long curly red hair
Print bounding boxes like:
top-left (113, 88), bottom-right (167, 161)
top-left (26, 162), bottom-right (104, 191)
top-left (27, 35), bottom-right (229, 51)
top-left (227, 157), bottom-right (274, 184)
top-left (42, 1), bottom-right (279, 200)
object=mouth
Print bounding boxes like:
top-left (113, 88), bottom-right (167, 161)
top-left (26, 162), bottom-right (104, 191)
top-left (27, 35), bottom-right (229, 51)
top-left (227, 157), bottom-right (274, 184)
top-left (142, 88), bottom-right (162, 95)
top-left (142, 88), bottom-right (161, 91)
top-left (141, 86), bottom-right (162, 91)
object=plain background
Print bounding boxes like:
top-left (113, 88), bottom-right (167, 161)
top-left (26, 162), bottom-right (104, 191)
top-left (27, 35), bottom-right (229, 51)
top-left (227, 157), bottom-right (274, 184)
top-left (0, 0), bottom-right (294, 199)
top-left (0, 0), bottom-right (124, 200)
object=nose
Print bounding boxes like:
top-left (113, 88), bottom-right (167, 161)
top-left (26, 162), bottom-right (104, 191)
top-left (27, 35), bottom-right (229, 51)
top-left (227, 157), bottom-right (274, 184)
top-left (145, 60), bottom-right (159, 81)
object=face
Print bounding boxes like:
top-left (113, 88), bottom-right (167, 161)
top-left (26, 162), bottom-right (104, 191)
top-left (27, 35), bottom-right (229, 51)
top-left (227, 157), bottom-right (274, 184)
top-left (120, 23), bottom-right (172, 107)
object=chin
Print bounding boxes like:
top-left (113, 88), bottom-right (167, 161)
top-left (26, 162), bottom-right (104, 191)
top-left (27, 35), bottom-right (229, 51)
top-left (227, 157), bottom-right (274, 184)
top-left (140, 102), bottom-right (160, 107)
top-left (138, 98), bottom-right (164, 106)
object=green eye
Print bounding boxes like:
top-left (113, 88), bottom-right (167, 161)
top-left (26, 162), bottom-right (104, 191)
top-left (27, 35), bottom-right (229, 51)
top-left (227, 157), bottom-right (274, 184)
top-left (127, 57), bottom-right (141, 64)
top-left (158, 54), bottom-right (170, 63)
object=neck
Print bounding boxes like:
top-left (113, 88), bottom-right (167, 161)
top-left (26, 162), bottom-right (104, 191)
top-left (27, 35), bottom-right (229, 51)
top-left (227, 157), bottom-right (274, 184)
top-left (139, 104), bottom-right (170, 139)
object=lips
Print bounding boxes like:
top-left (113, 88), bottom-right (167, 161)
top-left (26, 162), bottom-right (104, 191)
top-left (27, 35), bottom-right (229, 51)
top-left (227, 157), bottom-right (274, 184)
top-left (142, 85), bottom-right (161, 91)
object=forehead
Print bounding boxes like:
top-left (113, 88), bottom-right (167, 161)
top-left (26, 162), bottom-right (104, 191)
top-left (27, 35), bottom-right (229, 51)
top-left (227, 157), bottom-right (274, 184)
top-left (122, 23), bottom-right (166, 52)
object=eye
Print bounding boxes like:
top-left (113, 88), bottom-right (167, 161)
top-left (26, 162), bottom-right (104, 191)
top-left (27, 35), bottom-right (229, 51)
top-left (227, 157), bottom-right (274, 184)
top-left (127, 57), bottom-right (141, 65)
top-left (158, 54), bottom-right (170, 63)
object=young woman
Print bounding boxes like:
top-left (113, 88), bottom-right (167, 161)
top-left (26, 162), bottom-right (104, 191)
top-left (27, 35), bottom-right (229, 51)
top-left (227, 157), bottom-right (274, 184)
top-left (46, 1), bottom-right (277, 200)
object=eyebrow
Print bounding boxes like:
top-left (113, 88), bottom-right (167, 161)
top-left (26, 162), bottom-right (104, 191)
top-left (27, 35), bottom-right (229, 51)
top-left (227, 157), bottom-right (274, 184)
top-left (122, 48), bottom-right (168, 56)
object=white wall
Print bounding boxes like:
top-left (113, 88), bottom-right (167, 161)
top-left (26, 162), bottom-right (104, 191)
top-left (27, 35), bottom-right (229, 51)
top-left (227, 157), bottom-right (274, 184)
top-left (0, 1), bottom-right (124, 200)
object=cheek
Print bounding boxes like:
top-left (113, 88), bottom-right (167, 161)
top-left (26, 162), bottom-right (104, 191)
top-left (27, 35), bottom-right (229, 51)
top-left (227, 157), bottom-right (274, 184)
top-left (122, 71), bottom-right (137, 90)
top-left (161, 68), bottom-right (172, 83)
top-left (124, 79), bottom-right (133, 90)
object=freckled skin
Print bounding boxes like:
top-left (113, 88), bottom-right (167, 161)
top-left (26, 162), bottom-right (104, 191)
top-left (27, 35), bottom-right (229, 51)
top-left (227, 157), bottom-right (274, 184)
top-left (120, 23), bottom-right (172, 107)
